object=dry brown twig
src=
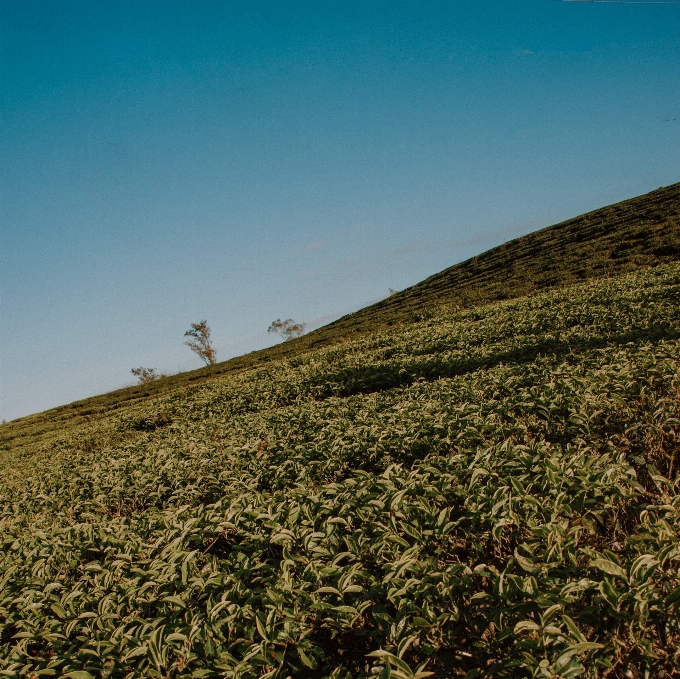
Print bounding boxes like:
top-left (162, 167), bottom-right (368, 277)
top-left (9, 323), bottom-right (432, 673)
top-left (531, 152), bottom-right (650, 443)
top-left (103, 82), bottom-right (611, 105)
top-left (184, 320), bottom-right (217, 365)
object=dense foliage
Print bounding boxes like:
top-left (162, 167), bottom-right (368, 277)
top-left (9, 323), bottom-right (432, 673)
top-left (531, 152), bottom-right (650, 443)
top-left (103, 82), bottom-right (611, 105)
top-left (2, 264), bottom-right (680, 678)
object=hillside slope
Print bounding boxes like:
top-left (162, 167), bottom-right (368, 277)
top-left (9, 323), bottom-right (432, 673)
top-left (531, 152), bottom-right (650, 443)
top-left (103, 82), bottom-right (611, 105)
top-left (316, 181), bottom-right (680, 336)
top-left (2, 263), bottom-right (680, 678)
top-left (2, 182), bottom-right (679, 455)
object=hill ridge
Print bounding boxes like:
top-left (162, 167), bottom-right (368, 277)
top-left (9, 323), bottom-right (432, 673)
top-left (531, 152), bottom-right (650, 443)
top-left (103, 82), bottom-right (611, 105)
top-left (2, 182), bottom-right (679, 433)
top-left (333, 181), bottom-right (680, 328)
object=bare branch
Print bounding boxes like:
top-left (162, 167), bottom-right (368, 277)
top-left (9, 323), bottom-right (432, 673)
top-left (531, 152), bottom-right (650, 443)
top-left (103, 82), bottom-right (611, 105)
top-left (268, 318), bottom-right (307, 342)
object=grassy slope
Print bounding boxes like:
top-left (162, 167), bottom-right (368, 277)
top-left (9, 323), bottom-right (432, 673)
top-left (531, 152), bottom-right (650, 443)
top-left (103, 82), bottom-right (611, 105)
top-left (2, 182), bottom-right (679, 457)
top-left (1, 185), bottom-right (680, 678)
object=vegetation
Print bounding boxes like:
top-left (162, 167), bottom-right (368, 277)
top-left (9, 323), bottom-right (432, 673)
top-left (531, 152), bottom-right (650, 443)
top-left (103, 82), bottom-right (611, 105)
top-left (1, 184), bottom-right (680, 678)
top-left (185, 321), bottom-right (217, 366)
top-left (268, 319), bottom-right (307, 342)
top-left (3, 183), bottom-right (677, 434)
top-left (2, 261), bottom-right (680, 677)
top-left (131, 368), bottom-right (161, 385)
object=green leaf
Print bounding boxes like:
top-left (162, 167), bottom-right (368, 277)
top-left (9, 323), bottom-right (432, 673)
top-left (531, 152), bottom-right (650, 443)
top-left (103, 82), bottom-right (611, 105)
top-left (343, 585), bottom-right (364, 594)
top-left (630, 554), bottom-right (658, 581)
top-left (666, 586), bottom-right (680, 608)
top-left (514, 620), bottom-right (540, 633)
top-left (316, 586), bottom-right (341, 595)
top-left (122, 646), bottom-right (148, 662)
top-left (298, 647), bottom-right (317, 669)
top-left (555, 642), bottom-right (604, 668)
top-left (514, 551), bottom-right (539, 573)
top-left (368, 651), bottom-right (413, 676)
top-left (255, 615), bottom-right (269, 642)
top-left (64, 673), bottom-right (96, 679)
top-left (599, 580), bottom-right (619, 609)
top-left (166, 632), bottom-right (189, 643)
top-left (562, 615), bottom-right (585, 644)
top-left (397, 636), bottom-right (417, 659)
top-left (161, 595), bottom-right (186, 608)
top-left (590, 558), bottom-right (627, 580)
top-left (50, 603), bottom-right (67, 619)
top-left (469, 468), bottom-right (488, 487)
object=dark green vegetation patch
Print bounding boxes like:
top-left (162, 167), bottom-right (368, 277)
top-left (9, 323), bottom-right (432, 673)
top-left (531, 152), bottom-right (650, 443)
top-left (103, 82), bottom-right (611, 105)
top-left (2, 260), bottom-right (680, 677)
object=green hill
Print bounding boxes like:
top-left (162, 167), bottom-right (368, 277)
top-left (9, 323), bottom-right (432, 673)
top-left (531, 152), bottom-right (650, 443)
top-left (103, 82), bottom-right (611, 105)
top-left (3, 182), bottom-right (679, 456)
top-left (2, 184), bottom-right (680, 678)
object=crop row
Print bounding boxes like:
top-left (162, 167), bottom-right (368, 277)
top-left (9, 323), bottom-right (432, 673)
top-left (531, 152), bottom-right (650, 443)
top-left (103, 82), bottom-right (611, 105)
top-left (2, 265), bottom-right (680, 677)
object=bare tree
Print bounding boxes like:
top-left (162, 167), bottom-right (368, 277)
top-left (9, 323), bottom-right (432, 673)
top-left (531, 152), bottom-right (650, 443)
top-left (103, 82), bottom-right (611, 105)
top-left (268, 318), bottom-right (306, 342)
top-left (131, 367), bottom-right (160, 384)
top-left (185, 320), bottom-right (217, 365)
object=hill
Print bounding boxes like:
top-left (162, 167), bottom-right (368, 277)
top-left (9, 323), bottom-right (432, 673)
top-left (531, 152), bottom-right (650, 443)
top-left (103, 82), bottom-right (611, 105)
top-left (1, 185), bottom-right (680, 678)
top-left (316, 181), bottom-right (680, 334)
top-left (2, 182), bottom-right (679, 456)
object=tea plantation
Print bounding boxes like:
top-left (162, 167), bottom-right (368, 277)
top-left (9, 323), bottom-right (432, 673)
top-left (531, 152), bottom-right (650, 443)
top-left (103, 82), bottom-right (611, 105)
top-left (2, 259), bottom-right (680, 678)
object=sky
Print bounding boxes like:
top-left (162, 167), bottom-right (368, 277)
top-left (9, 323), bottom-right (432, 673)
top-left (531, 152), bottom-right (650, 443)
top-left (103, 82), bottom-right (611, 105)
top-left (1, 0), bottom-right (679, 421)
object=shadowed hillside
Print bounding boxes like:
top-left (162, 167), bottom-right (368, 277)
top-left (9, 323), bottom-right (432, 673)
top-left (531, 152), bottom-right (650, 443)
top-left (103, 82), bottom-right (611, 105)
top-left (316, 181), bottom-right (680, 336)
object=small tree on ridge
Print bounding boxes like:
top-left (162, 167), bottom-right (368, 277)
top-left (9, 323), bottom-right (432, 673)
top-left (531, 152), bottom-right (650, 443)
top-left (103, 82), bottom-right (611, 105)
top-left (268, 318), bottom-right (306, 342)
top-left (185, 320), bottom-right (217, 365)
top-left (131, 367), bottom-right (160, 384)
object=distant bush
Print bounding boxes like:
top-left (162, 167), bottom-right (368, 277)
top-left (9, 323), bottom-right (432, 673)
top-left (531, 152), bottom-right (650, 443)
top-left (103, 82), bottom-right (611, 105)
top-left (130, 367), bottom-right (161, 384)
top-left (184, 320), bottom-right (217, 365)
top-left (268, 318), bottom-right (306, 341)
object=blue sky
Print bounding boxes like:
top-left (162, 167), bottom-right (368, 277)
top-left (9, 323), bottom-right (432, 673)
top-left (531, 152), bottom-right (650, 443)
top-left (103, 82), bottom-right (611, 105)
top-left (1, 0), bottom-right (679, 421)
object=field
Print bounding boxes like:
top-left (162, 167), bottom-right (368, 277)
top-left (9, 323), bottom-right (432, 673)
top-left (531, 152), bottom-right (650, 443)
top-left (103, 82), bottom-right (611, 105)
top-left (2, 259), bottom-right (680, 678)
top-left (3, 182), bottom-right (678, 451)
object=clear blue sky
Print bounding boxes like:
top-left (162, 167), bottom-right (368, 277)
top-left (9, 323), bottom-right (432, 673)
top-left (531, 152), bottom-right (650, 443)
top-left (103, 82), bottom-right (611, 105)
top-left (1, 0), bottom-right (679, 421)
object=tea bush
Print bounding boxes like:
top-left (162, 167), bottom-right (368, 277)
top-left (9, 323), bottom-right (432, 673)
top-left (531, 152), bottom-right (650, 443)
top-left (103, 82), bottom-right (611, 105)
top-left (2, 265), bottom-right (680, 677)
